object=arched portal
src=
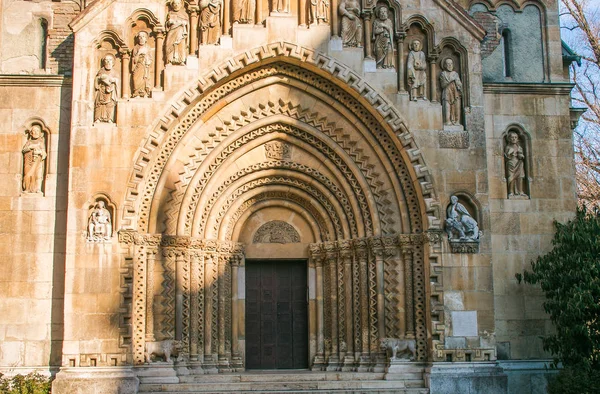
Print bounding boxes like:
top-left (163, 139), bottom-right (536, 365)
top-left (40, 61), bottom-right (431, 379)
top-left (119, 43), bottom-right (441, 372)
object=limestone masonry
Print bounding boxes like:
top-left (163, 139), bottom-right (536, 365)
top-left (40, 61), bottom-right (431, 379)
top-left (0, 0), bottom-right (581, 392)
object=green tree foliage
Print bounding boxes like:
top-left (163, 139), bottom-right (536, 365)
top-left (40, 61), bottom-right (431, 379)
top-left (0, 373), bottom-right (51, 394)
top-left (516, 208), bottom-right (600, 369)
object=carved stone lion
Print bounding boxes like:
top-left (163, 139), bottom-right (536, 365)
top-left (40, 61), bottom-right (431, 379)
top-left (380, 337), bottom-right (416, 361)
top-left (144, 340), bottom-right (180, 363)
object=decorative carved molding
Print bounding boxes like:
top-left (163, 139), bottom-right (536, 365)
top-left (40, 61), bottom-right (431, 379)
top-left (264, 140), bottom-right (291, 160)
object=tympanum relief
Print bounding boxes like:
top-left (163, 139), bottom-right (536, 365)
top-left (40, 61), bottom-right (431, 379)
top-left (87, 200), bottom-right (113, 242)
top-left (131, 31), bottom-right (152, 98)
top-left (253, 220), bottom-right (301, 243)
top-left (504, 131), bottom-right (529, 199)
top-left (22, 124), bottom-right (47, 194)
top-left (94, 54), bottom-right (119, 123)
top-left (407, 39), bottom-right (427, 101)
top-left (200, 0), bottom-right (222, 45)
top-left (440, 58), bottom-right (463, 127)
top-left (339, 0), bottom-right (362, 47)
top-left (372, 6), bottom-right (394, 69)
top-left (165, 0), bottom-right (189, 64)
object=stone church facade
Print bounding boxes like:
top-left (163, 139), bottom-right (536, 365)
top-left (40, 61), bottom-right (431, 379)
top-left (0, 0), bottom-right (580, 392)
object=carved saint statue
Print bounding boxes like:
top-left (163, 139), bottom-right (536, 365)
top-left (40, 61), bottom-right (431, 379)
top-left (504, 131), bottom-right (527, 198)
top-left (165, 0), bottom-right (189, 65)
top-left (372, 6), bottom-right (394, 69)
top-left (233, 0), bottom-right (254, 23)
top-left (94, 54), bottom-right (119, 123)
top-left (339, 0), bottom-right (362, 47)
top-left (309, 0), bottom-right (329, 25)
top-left (131, 31), bottom-right (152, 98)
top-left (445, 195), bottom-right (479, 241)
top-left (440, 58), bottom-right (463, 126)
top-left (22, 124), bottom-right (47, 194)
top-left (87, 200), bottom-right (112, 242)
top-left (200, 0), bottom-right (222, 45)
top-left (407, 39), bottom-right (427, 101)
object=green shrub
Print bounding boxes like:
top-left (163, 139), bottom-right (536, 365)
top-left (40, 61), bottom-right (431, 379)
top-left (0, 372), bottom-right (51, 394)
top-left (548, 367), bottom-right (600, 394)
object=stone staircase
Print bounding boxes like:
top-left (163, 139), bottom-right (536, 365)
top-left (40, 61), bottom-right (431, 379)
top-left (137, 367), bottom-right (429, 393)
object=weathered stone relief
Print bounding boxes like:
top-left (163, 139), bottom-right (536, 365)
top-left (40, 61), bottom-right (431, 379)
top-left (145, 340), bottom-right (180, 363)
top-left (165, 0), bottom-right (189, 64)
top-left (264, 140), bottom-right (291, 160)
top-left (131, 31), bottom-right (152, 98)
top-left (22, 123), bottom-right (47, 195)
top-left (372, 6), bottom-right (394, 69)
top-left (200, 0), bottom-right (222, 45)
top-left (439, 58), bottom-right (462, 127)
top-left (504, 130), bottom-right (529, 199)
top-left (87, 200), bottom-right (113, 242)
top-left (273, 0), bottom-right (290, 13)
top-left (253, 220), bottom-right (301, 243)
top-left (309, 0), bottom-right (329, 25)
top-left (380, 337), bottom-right (416, 361)
top-left (445, 195), bottom-right (480, 253)
top-left (407, 39), bottom-right (427, 101)
top-left (339, 0), bottom-right (362, 47)
top-left (233, 0), bottom-right (255, 23)
top-left (94, 54), bottom-right (119, 123)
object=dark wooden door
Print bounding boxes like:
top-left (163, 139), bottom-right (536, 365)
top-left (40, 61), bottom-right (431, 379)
top-left (246, 260), bottom-right (308, 369)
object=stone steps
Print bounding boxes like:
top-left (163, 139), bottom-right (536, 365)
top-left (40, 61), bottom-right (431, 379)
top-left (137, 370), bottom-right (428, 393)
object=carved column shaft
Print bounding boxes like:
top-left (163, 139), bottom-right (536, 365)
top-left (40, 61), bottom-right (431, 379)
top-left (299, 0), bottom-right (307, 26)
top-left (190, 252), bottom-right (199, 360)
top-left (204, 253), bottom-right (216, 359)
top-left (145, 250), bottom-right (157, 342)
top-left (327, 254), bottom-right (339, 361)
top-left (363, 12), bottom-right (373, 59)
top-left (343, 252), bottom-right (354, 356)
top-left (189, 8), bottom-right (200, 55)
top-left (358, 251), bottom-right (369, 356)
top-left (255, 0), bottom-right (263, 25)
top-left (315, 255), bottom-right (325, 360)
top-left (120, 51), bottom-right (130, 99)
top-left (331, 0), bottom-right (339, 36)
top-left (396, 35), bottom-right (405, 92)
top-left (374, 250), bottom-right (385, 342)
top-left (429, 57), bottom-right (438, 103)
top-left (154, 30), bottom-right (165, 89)
top-left (197, 252), bottom-right (206, 361)
top-left (175, 252), bottom-right (185, 343)
top-left (403, 246), bottom-right (415, 337)
top-left (217, 254), bottom-right (226, 361)
top-left (133, 245), bottom-right (147, 364)
top-left (223, 0), bottom-right (231, 36)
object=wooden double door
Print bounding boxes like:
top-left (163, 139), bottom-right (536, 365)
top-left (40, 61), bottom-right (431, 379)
top-left (245, 260), bottom-right (308, 369)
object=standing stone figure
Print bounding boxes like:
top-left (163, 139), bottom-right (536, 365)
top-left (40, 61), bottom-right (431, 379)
top-left (22, 124), bottom-right (47, 194)
top-left (233, 0), bottom-right (254, 23)
top-left (339, 0), bottom-right (362, 47)
top-left (131, 31), bottom-right (152, 98)
top-left (372, 6), bottom-right (394, 69)
top-left (94, 54), bottom-right (119, 123)
top-left (309, 0), bottom-right (329, 25)
top-left (200, 0), bottom-right (222, 45)
top-left (407, 39), bottom-right (427, 101)
top-left (165, 0), bottom-right (189, 65)
top-left (504, 131), bottom-right (527, 198)
top-left (445, 195), bottom-right (479, 241)
top-left (439, 58), bottom-right (462, 126)
top-left (274, 0), bottom-right (289, 13)
top-left (87, 201), bottom-right (112, 242)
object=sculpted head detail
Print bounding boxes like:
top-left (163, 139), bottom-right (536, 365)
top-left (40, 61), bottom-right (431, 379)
top-left (29, 124), bottom-right (42, 139)
top-left (170, 0), bottom-right (183, 11)
top-left (411, 39), bottom-right (421, 51)
top-left (137, 31), bottom-right (149, 45)
top-left (508, 131), bottom-right (519, 144)
top-left (377, 6), bottom-right (388, 20)
top-left (444, 58), bottom-right (454, 72)
top-left (102, 54), bottom-right (115, 70)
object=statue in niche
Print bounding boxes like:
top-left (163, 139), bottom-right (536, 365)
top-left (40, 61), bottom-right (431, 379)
top-left (440, 58), bottom-right (463, 126)
top-left (407, 39), bottom-right (427, 101)
top-left (131, 31), bottom-right (152, 98)
top-left (339, 0), bottom-right (362, 47)
top-left (273, 0), bottom-right (289, 13)
top-left (200, 0), bottom-right (222, 45)
top-left (22, 124), bottom-right (47, 194)
top-left (87, 200), bottom-right (112, 242)
top-left (504, 131), bottom-right (528, 198)
top-left (445, 195), bottom-right (479, 241)
top-left (309, 0), bottom-right (329, 25)
top-left (165, 0), bottom-right (189, 65)
top-left (372, 6), bottom-right (394, 69)
top-left (94, 54), bottom-right (119, 123)
top-left (233, 0), bottom-right (254, 24)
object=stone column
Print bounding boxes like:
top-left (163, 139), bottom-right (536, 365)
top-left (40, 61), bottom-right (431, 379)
top-left (175, 252), bottom-right (185, 343)
top-left (429, 56), bottom-right (438, 103)
top-left (190, 251), bottom-right (199, 361)
top-left (223, 0), bottom-right (231, 36)
top-left (340, 241), bottom-right (354, 370)
top-left (402, 245), bottom-right (415, 338)
top-left (370, 238), bottom-right (385, 342)
top-left (154, 30), bottom-right (165, 89)
top-left (331, 0), bottom-right (339, 37)
top-left (363, 11), bottom-right (373, 59)
top-left (132, 244), bottom-right (147, 365)
top-left (231, 251), bottom-right (243, 370)
top-left (310, 245), bottom-right (325, 369)
top-left (255, 0), bottom-right (263, 25)
top-left (355, 240), bottom-right (370, 371)
top-left (299, 0), bottom-right (307, 26)
top-left (325, 243), bottom-right (340, 370)
top-left (120, 50), bottom-right (130, 99)
top-left (145, 249), bottom-right (157, 342)
top-left (396, 34), bottom-right (405, 93)
top-left (203, 251), bottom-right (218, 372)
top-left (189, 6), bottom-right (200, 55)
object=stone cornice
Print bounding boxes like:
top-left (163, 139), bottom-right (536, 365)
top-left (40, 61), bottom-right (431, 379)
top-left (483, 82), bottom-right (575, 95)
top-left (0, 75), bottom-right (71, 87)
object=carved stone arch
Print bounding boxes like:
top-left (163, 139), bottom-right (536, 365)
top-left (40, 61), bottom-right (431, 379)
top-left (402, 14), bottom-right (435, 57)
top-left (93, 30), bottom-right (129, 52)
top-left (121, 43), bottom-right (439, 235)
top-left (436, 37), bottom-right (470, 108)
top-left (501, 124), bottom-right (532, 198)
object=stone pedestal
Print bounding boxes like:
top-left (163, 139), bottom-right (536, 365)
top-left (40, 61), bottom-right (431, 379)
top-left (52, 367), bottom-right (139, 394)
top-left (425, 362), bottom-right (508, 394)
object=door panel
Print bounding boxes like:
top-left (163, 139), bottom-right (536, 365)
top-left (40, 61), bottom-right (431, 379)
top-left (246, 260), bottom-right (308, 369)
